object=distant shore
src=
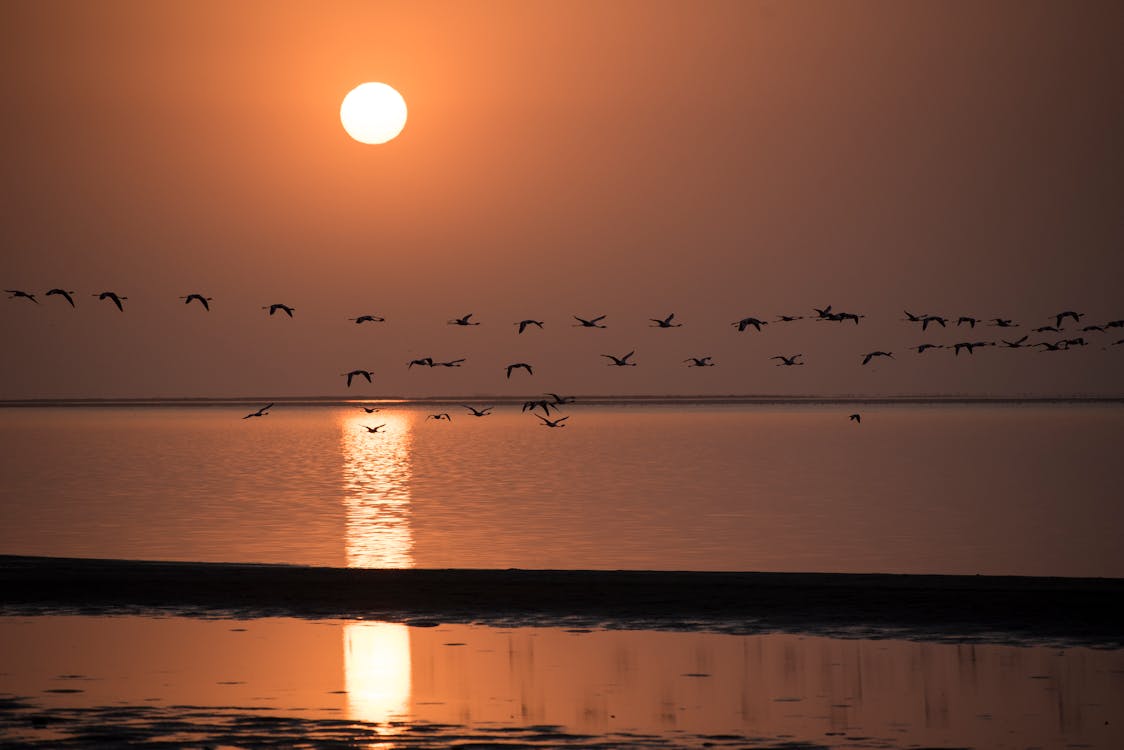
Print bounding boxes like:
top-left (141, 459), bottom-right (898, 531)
top-left (2, 555), bottom-right (1121, 648)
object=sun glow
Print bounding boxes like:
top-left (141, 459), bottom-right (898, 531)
top-left (340, 82), bottom-right (408, 144)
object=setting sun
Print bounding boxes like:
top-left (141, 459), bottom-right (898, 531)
top-left (340, 82), bottom-right (407, 144)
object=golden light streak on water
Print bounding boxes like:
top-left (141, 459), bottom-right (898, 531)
top-left (343, 621), bottom-right (412, 734)
top-left (340, 412), bottom-right (415, 568)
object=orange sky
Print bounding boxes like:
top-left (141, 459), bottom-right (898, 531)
top-left (2, 0), bottom-right (1122, 398)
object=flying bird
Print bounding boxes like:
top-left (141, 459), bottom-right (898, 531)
top-left (515, 319), bottom-right (544, 334)
top-left (914, 343), bottom-right (943, 353)
top-left (263, 303), bottom-right (294, 317)
top-left (861, 351), bottom-right (893, 365)
top-left (683, 356), bottom-right (715, 367)
top-left (602, 351), bottom-right (637, 366)
top-left (94, 291), bottom-right (127, 311)
top-left (812, 306), bottom-right (833, 319)
top-left (920, 315), bottom-right (947, 331)
top-left (45, 289), bottom-right (76, 307)
top-left (1035, 341), bottom-right (1068, 352)
top-left (957, 316), bottom-right (978, 328)
top-left (506, 362), bottom-right (533, 378)
top-left (1000, 336), bottom-right (1029, 348)
top-left (849, 413), bottom-right (861, 423)
top-left (903, 311), bottom-right (925, 323)
top-left (449, 313), bottom-right (480, 326)
top-left (425, 413), bottom-right (452, 421)
top-left (952, 341), bottom-right (992, 356)
top-left (242, 403), bottom-right (273, 419)
top-left (536, 414), bottom-right (569, 428)
top-left (1034, 326), bottom-right (1060, 333)
top-left (573, 315), bottom-right (608, 328)
top-left (1054, 311), bottom-right (1084, 328)
top-left (357, 406), bottom-right (381, 414)
top-left (349, 314), bottom-right (385, 324)
top-left (732, 317), bottom-right (767, 332)
top-left (180, 293), bottom-right (213, 310)
top-left (775, 314), bottom-right (804, 322)
top-left (649, 313), bottom-right (682, 328)
top-left (771, 354), bottom-right (804, 366)
top-left (342, 369), bottom-right (373, 387)
top-left (433, 358), bottom-right (466, 367)
top-left (462, 405), bottom-right (494, 417)
top-left (522, 399), bottom-right (558, 415)
top-left (545, 393), bottom-right (575, 405)
top-left (4, 289), bottom-right (38, 304)
top-left (360, 424), bottom-right (386, 433)
top-left (990, 318), bottom-right (1017, 328)
top-left (1082, 325), bottom-right (1105, 333)
top-left (407, 357), bottom-right (435, 368)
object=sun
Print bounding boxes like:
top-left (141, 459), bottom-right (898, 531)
top-left (340, 82), bottom-right (408, 145)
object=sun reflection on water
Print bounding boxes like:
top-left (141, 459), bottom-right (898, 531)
top-left (340, 412), bottom-right (415, 568)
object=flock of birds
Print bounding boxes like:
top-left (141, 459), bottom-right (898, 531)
top-left (7, 288), bottom-right (1123, 429)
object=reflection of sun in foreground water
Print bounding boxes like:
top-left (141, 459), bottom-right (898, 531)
top-left (344, 621), bottom-right (412, 729)
top-left (340, 412), bottom-right (414, 568)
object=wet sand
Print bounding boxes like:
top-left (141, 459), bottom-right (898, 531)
top-left (2, 555), bottom-right (1121, 646)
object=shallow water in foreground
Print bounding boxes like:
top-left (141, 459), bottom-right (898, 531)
top-left (1, 615), bottom-right (1121, 749)
top-left (1, 402), bottom-right (1122, 575)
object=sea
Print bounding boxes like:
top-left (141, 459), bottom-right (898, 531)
top-left (1, 399), bottom-right (1122, 748)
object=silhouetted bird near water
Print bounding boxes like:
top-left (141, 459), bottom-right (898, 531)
top-left (263, 303), bottom-right (294, 317)
top-left (361, 424), bottom-right (386, 433)
top-left (94, 291), bottom-right (127, 311)
top-left (732, 317), bottom-right (767, 332)
top-left (849, 413), bottom-right (861, 423)
top-left (342, 369), bottom-right (373, 387)
top-left (349, 314), bottom-right (385, 324)
top-left (536, 414), bottom-right (569, 428)
top-left (772, 354), bottom-right (804, 366)
top-left (775, 314), bottom-right (804, 322)
top-left (684, 356), bottom-right (715, 367)
top-left (812, 306), bottom-right (833, 320)
top-left (462, 405), bottom-right (493, 417)
top-left (861, 351), bottom-right (893, 365)
top-left (180, 293), bottom-right (212, 310)
top-left (358, 406), bottom-right (380, 413)
top-left (914, 343), bottom-right (943, 353)
top-left (1036, 341), bottom-right (1068, 352)
top-left (5, 289), bottom-right (38, 303)
top-left (434, 358), bottom-right (466, 367)
top-left (449, 313), bottom-right (479, 326)
top-left (1001, 336), bottom-right (1029, 348)
top-left (242, 403), bottom-right (273, 419)
top-left (953, 341), bottom-right (992, 356)
top-left (957, 316), bottom-right (978, 328)
top-left (545, 393), bottom-right (575, 405)
top-left (522, 399), bottom-right (558, 415)
top-left (506, 362), bottom-right (533, 378)
top-left (921, 315), bottom-right (947, 331)
top-left (602, 351), bottom-right (637, 366)
top-left (1055, 311), bottom-right (1084, 328)
top-left (45, 289), bottom-right (75, 306)
top-left (1034, 326), bottom-right (1060, 334)
top-left (649, 313), bottom-right (682, 328)
top-left (573, 315), bottom-right (607, 328)
top-left (515, 319), bottom-right (544, 333)
top-left (990, 318), bottom-right (1016, 328)
top-left (407, 357), bottom-right (434, 368)
top-left (425, 413), bottom-right (452, 421)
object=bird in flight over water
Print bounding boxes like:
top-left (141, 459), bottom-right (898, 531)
top-left (990, 318), bottom-right (1017, 328)
top-left (462, 405), bottom-right (494, 417)
top-left (573, 315), bottom-right (607, 328)
top-left (849, 413), bottom-right (861, 423)
top-left (649, 313), bottom-right (682, 328)
top-left (536, 414), bottom-right (569, 428)
top-left (263, 303), bottom-right (294, 317)
top-left (861, 351), bottom-right (893, 365)
top-left (1054, 311), bottom-right (1084, 328)
top-left (361, 424), bottom-right (386, 433)
top-left (357, 406), bottom-right (380, 413)
top-left (914, 343), bottom-right (943, 353)
top-left (683, 356), bottom-right (715, 367)
top-left (45, 289), bottom-right (76, 307)
top-left (342, 369), bottom-right (373, 387)
top-left (545, 393), bottom-right (575, 405)
top-left (957, 316), bottom-right (978, 328)
top-left (5, 289), bottom-right (39, 304)
top-left (602, 351), bottom-right (637, 366)
top-left (433, 358), bottom-right (466, 367)
top-left (732, 317), bottom-right (767, 332)
top-left (426, 413), bottom-right (452, 421)
top-left (179, 293), bottom-right (213, 310)
top-left (506, 362), bottom-right (534, 378)
top-left (772, 354), bottom-right (804, 366)
top-left (522, 399), bottom-right (558, 415)
top-left (776, 314), bottom-right (804, 322)
top-left (515, 319), bottom-right (544, 334)
top-left (243, 403), bottom-right (274, 419)
top-left (349, 314), bottom-right (385, 324)
top-left (953, 341), bottom-right (992, 356)
top-left (1001, 336), bottom-right (1029, 348)
top-left (407, 357), bottom-right (434, 368)
top-left (449, 313), bottom-right (480, 326)
top-left (94, 291), bottom-right (127, 311)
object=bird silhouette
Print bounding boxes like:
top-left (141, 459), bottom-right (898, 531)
top-left (812, 305), bottom-right (833, 319)
top-left (180, 293), bottom-right (212, 310)
top-left (357, 406), bottom-right (381, 413)
top-left (1064, 337), bottom-right (1087, 348)
top-left (545, 393), bottom-right (575, 405)
top-left (264, 303), bottom-right (294, 317)
top-left (775, 314), bottom-right (804, 322)
top-left (835, 312), bottom-right (864, 325)
top-left (342, 369), bottom-right (373, 387)
top-left (522, 399), bottom-right (558, 415)
top-left (1035, 341), bottom-right (1068, 352)
top-left (536, 414), bottom-right (569, 428)
top-left (5, 289), bottom-right (39, 304)
top-left (732, 317), bottom-right (767, 332)
top-left (903, 311), bottom-right (925, 323)
top-left (45, 289), bottom-right (76, 307)
top-left (426, 413), bottom-right (452, 421)
top-left (990, 318), bottom-right (1017, 328)
top-left (1109, 338), bottom-right (1124, 347)
top-left (602, 351), bottom-right (637, 366)
top-left (921, 315), bottom-right (947, 331)
top-left (434, 358), bottom-right (466, 367)
top-left (461, 405), bottom-right (493, 417)
top-left (849, 413), bottom-right (861, 423)
top-left (683, 356), bottom-right (715, 367)
top-left (1000, 336), bottom-right (1029, 348)
top-left (1082, 325), bottom-right (1105, 333)
top-left (361, 424), bottom-right (387, 433)
top-left (242, 403), bottom-right (273, 419)
top-left (953, 341), bottom-right (992, 356)
top-left (515, 319), bottom-right (544, 334)
top-left (861, 351), bottom-right (893, 365)
top-left (771, 354), bottom-right (804, 366)
top-left (649, 313), bottom-right (682, 328)
top-left (449, 313), bottom-right (480, 326)
top-left (94, 291), bottom-right (127, 311)
top-left (1034, 326), bottom-right (1060, 333)
top-left (1054, 311), bottom-right (1083, 328)
top-left (506, 362), bottom-right (533, 378)
top-left (1105, 320), bottom-right (1124, 329)
top-left (573, 315), bottom-right (607, 328)
top-left (407, 357), bottom-right (435, 368)
top-left (349, 314), bottom-right (385, 324)
top-left (914, 343), bottom-right (943, 353)
top-left (957, 316), bottom-right (978, 328)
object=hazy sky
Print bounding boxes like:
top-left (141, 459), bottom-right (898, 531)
top-left (2, 0), bottom-right (1122, 399)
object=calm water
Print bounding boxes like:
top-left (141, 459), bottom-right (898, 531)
top-left (1, 615), bottom-right (1121, 749)
top-left (1, 402), bottom-right (1122, 575)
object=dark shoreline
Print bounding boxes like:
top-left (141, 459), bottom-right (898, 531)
top-left (2, 555), bottom-right (1121, 647)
